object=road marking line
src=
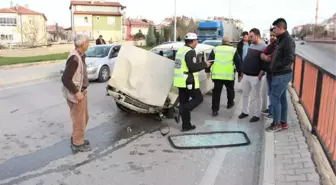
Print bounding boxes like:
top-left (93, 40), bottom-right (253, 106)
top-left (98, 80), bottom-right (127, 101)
top-left (0, 78), bottom-right (57, 91)
top-left (198, 148), bottom-right (230, 185)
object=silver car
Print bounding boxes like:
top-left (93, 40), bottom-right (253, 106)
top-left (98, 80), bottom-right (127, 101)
top-left (60, 44), bottom-right (121, 82)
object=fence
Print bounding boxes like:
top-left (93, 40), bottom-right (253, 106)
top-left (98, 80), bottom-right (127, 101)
top-left (292, 54), bottom-right (336, 174)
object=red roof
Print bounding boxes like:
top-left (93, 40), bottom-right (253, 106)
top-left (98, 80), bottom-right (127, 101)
top-left (125, 19), bottom-right (154, 27)
top-left (74, 11), bottom-right (121, 16)
top-left (70, 1), bottom-right (126, 9)
top-left (0, 5), bottom-right (47, 20)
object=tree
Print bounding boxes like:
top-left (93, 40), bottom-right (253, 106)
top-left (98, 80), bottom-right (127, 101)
top-left (146, 24), bottom-right (156, 46)
top-left (187, 18), bottom-right (197, 33)
top-left (133, 30), bottom-right (145, 41)
top-left (163, 26), bottom-right (172, 41)
top-left (153, 27), bottom-right (160, 45)
top-left (17, 17), bottom-right (40, 47)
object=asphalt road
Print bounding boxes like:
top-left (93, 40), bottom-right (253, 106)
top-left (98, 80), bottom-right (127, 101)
top-left (0, 77), bottom-right (264, 185)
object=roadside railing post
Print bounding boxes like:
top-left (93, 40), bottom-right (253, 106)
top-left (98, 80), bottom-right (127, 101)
top-left (292, 56), bottom-right (296, 85)
top-left (311, 69), bottom-right (323, 135)
top-left (299, 60), bottom-right (305, 99)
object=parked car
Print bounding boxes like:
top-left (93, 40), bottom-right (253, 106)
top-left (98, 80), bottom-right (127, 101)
top-left (202, 40), bottom-right (222, 47)
top-left (60, 44), bottom-right (121, 82)
top-left (106, 42), bottom-right (214, 120)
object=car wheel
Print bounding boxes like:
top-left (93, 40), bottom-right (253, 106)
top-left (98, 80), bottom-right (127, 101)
top-left (98, 65), bottom-right (110, 82)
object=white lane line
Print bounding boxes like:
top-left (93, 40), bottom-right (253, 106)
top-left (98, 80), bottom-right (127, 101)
top-left (198, 148), bottom-right (230, 185)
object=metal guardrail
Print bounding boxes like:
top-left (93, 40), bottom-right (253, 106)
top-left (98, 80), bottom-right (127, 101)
top-left (292, 54), bottom-right (336, 174)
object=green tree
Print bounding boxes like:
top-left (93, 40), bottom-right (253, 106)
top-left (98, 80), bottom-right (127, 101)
top-left (133, 30), bottom-right (145, 41)
top-left (146, 24), bottom-right (156, 46)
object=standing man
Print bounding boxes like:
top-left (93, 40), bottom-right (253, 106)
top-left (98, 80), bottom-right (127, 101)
top-left (174, 32), bottom-right (211, 131)
top-left (260, 27), bottom-right (277, 119)
top-left (266, 18), bottom-right (295, 132)
top-left (205, 37), bottom-right (242, 116)
top-left (96, 35), bottom-right (106, 45)
top-left (62, 35), bottom-right (91, 152)
top-left (236, 31), bottom-right (250, 61)
top-left (238, 28), bottom-right (267, 122)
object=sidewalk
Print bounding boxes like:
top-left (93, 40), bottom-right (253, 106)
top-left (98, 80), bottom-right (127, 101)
top-left (0, 61), bottom-right (63, 86)
top-left (261, 90), bottom-right (321, 185)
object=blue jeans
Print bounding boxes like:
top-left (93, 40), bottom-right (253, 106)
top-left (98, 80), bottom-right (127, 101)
top-left (270, 72), bottom-right (292, 124)
top-left (266, 75), bottom-right (272, 113)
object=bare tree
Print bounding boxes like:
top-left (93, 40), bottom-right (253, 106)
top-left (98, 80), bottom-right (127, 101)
top-left (17, 17), bottom-right (40, 47)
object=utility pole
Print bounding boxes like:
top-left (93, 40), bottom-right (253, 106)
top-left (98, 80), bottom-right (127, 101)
top-left (173, 0), bottom-right (177, 42)
top-left (314, 0), bottom-right (319, 39)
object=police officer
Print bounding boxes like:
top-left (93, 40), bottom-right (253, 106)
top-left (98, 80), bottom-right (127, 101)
top-left (173, 33), bottom-right (211, 131)
top-left (206, 37), bottom-right (242, 116)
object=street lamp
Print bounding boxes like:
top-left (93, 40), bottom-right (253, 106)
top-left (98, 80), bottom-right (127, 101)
top-left (173, 0), bottom-right (177, 42)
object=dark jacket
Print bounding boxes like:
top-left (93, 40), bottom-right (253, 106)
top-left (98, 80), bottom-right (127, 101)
top-left (96, 39), bottom-right (106, 45)
top-left (183, 45), bottom-right (207, 85)
top-left (270, 31), bottom-right (295, 76)
top-left (205, 44), bottom-right (242, 76)
top-left (262, 42), bottom-right (277, 76)
top-left (236, 40), bottom-right (250, 59)
top-left (241, 43), bottom-right (267, 76)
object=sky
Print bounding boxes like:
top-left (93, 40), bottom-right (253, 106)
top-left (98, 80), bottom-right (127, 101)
top-left (1, 0), bottom-right (335, 34)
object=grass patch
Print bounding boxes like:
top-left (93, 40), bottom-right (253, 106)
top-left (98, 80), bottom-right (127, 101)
top-left (0, 52), bottom-right (69, 66)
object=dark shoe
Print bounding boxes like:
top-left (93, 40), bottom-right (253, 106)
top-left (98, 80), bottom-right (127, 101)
top-left (249, 116), bottom-right (260, 122)
top-left (265, 113), bottom-right (273, 119)
top-left (71, 143), bottom-right (92, 152)
top-left (281, 122), bottom-right (289, 130)
top-left (238, 113), bottom-right (249, 119)
top-left (266, 122), bottom-right (282, 132)
top-left (174, 107), bottom-right (180, 123)
top-left (212, 111), bottom-right (218, 116)
top-left (261, 109), bottom-right (269, 115)
top-left (227, 102), bottom-right (235, 109)
top-left (71, 137), bottom-right (90, 145)
top-left (182, 125), bottom-right (196, 132)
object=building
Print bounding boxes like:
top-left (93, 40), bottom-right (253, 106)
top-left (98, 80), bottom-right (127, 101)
top-left (320, 13), bottom-right (336, 36)
top-left (0, 3), bottom-right (47, 46)
top-left (292, 25), bottom-right (304, 36)
top-left (69, 0), bottom-right (126, 42)
top-left (125, 18), bottom-right (153, 40)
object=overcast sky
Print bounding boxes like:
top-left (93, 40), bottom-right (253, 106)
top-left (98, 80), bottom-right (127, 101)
top-left (1, 0), bottom-right (335, 34)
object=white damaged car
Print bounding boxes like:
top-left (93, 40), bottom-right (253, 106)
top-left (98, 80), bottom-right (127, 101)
top-left (106, 42), bottom-right (214, 120)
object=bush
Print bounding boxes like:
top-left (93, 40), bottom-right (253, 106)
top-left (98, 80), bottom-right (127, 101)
top-left (146, 24), bottom-right (156, 47)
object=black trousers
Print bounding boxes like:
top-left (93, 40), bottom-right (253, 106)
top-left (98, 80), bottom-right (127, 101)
top-left (212, 79), bottom-right (235, 112)
top-left (178, 87), bottom-right (203, 128)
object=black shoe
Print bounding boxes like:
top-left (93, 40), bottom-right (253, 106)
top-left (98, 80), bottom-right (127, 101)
top-left (261, 109), bottom-right (269, 115)
top-left (238, 113), bottom-right (249, 119)
top-left (212, 111), bottom-right (218, 116)
top-left (182, 125), bottom-right (196, 132)
top-left (249, 116), bottom-right (260, 122)
top-left (71, 137), bottom-right (90, 145)
top-left (266, 122), bottom-right (282, 132)
top-left (227, 102), bottom-right (235, 109)
top-left (71, 143), bottom-right (92, 152)
top-left (174, 107), bottom-right (180, 123)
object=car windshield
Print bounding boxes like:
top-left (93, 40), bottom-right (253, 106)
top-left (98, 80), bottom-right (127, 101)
top-left (152, 49), bottom-right (175, 60)
top-left (85, 46), bottom-right (111, 58)
top-left (198, 29), bottom-right (217, 37)
top-left (203, 41), bottom-right (221, 46)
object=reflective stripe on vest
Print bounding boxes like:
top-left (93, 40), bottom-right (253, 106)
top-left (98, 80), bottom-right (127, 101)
top-left (211, 45), bottom-right (235, 80)
top-left (173, 46), bottom-right (200, 89)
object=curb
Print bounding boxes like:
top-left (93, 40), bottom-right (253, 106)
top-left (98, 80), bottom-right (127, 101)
top-left (0, 72), bottom-right (60, 87)
top-left (259, 78), bottom-right (275, 185)
top-left (0, 60), bottom-right (64, 70)
top-left (288, 85), bottom-right (336, 185)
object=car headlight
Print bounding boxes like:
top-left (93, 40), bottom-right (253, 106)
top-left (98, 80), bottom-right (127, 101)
top-left (87, 63), bottom-right (98, 68)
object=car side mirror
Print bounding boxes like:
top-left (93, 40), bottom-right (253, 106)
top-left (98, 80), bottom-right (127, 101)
top-left (109, 52), bottom-right (118, 58)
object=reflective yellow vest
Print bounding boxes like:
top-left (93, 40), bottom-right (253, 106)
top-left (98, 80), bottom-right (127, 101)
top-left (211, 45), bottom-right (236, 80)
top-left (173, 46), bottom-right (200, 89)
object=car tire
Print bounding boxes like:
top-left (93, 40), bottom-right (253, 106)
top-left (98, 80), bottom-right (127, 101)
top-left (98, 65), bottom-right (110, 82)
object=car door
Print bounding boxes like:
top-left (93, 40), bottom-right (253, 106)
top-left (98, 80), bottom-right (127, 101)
top-left (108, 45), bottom-right (121, 71)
